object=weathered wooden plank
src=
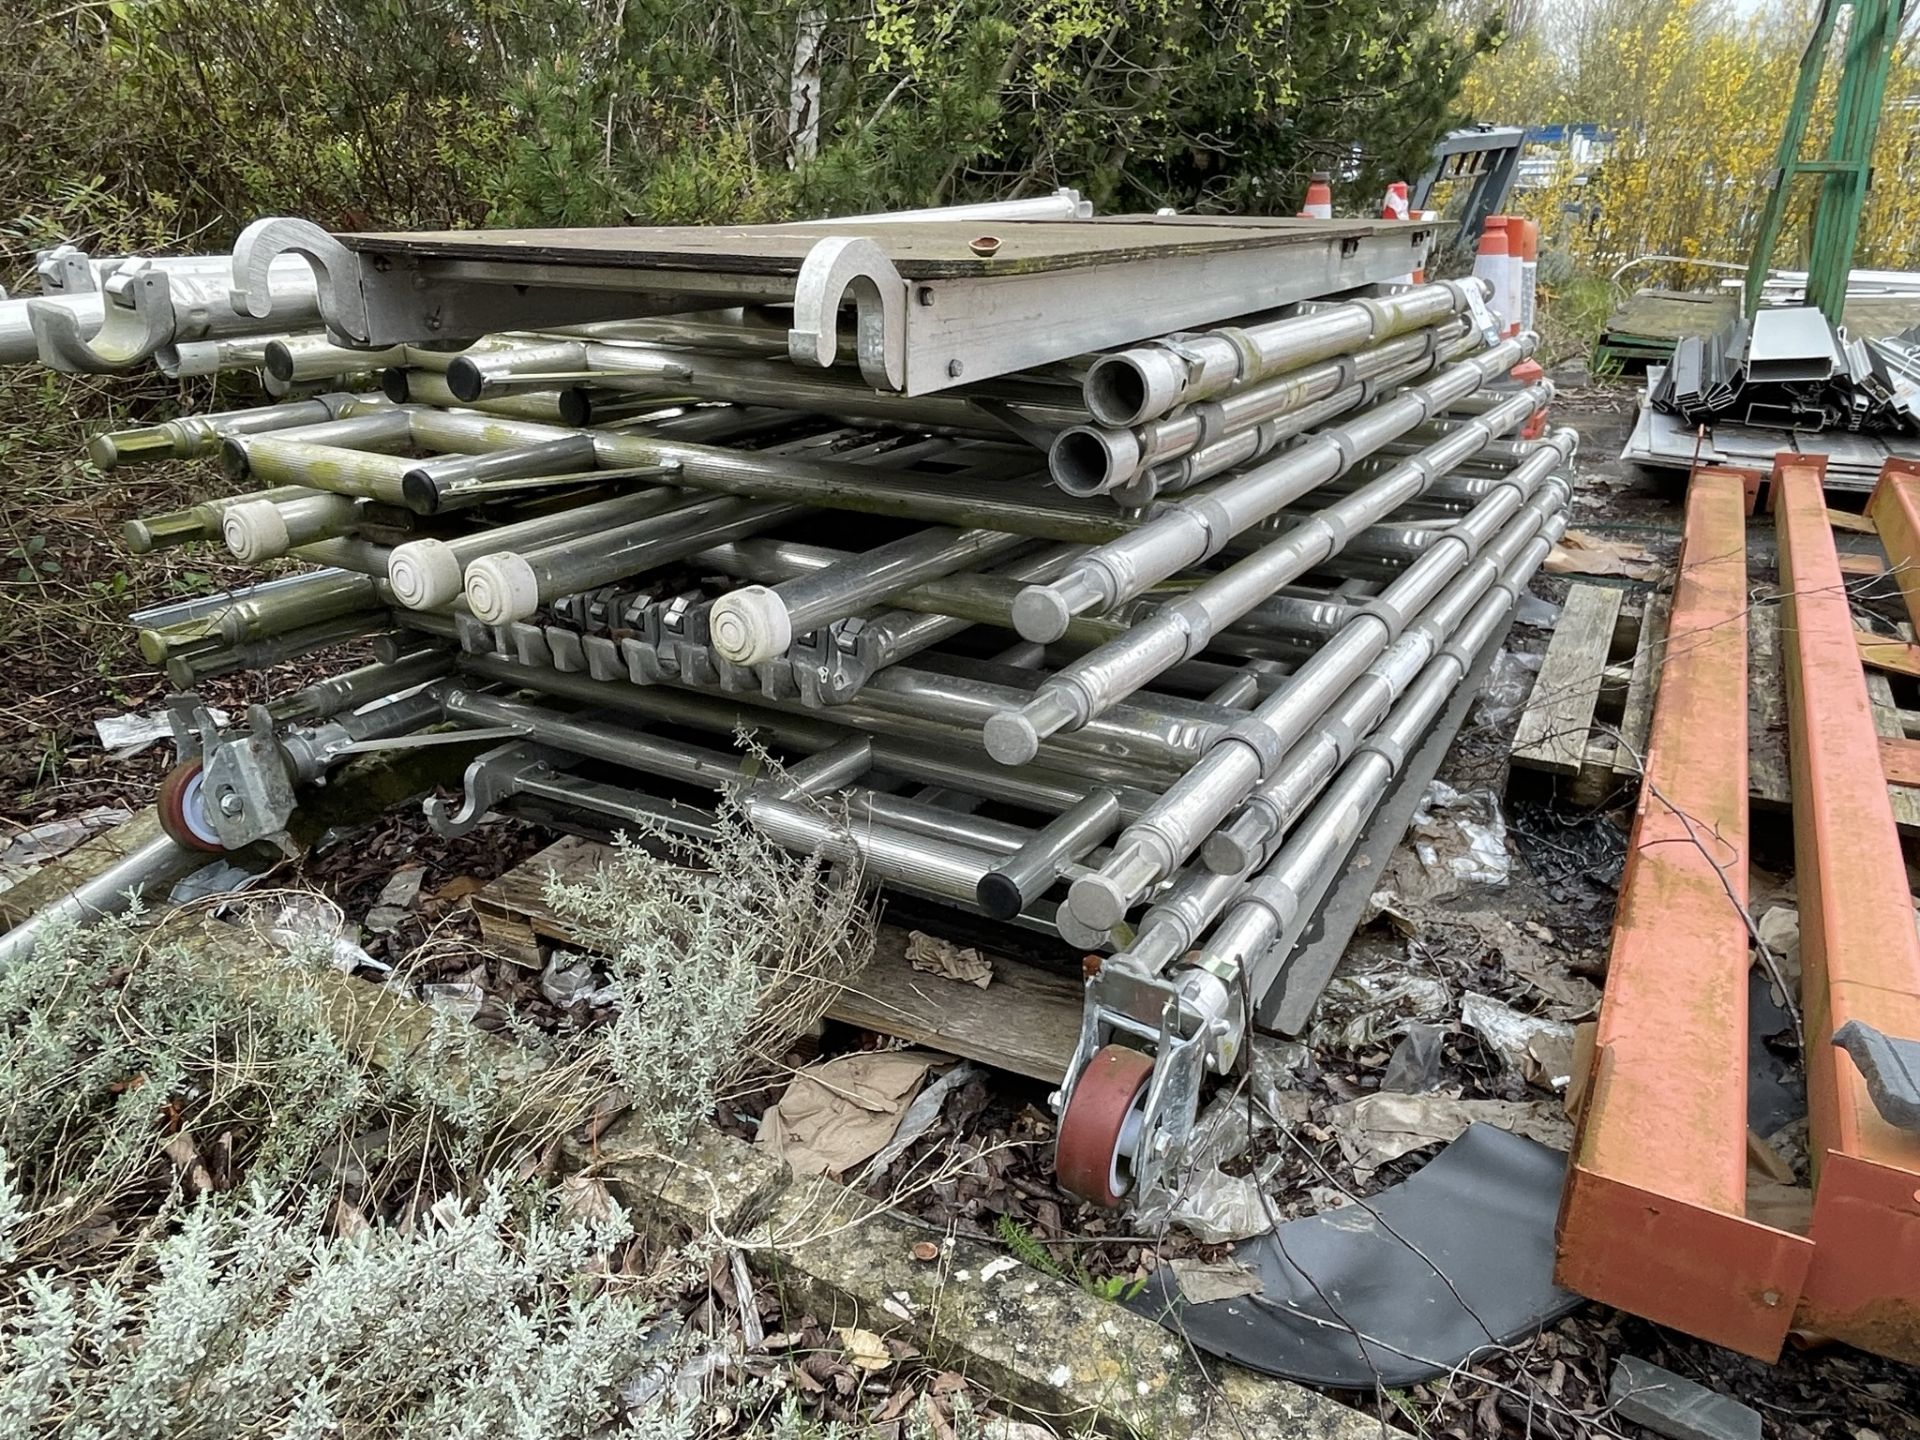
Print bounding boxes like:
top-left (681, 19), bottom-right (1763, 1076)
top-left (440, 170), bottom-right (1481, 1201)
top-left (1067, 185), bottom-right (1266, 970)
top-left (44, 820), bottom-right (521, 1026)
top-left (1880, 736), bottom-right (1920, 788)
top-left (823, 928), bottom-right (1083, 1083)
top-left (1829, 508), bottom-right (1879, 535)
top-left (1513, 584), bottom-right (1626, 776)
top-left (1749, 603), bottom-right (1793, 808)
top-left (468, 834), bottom-right (606, 967)
top-left (1857, 631), bottom-right (1920, 679)
top-left (1862, 671), bottom-right (1920, 834)
top-left (1613, 592), bottom-right (1673, 782)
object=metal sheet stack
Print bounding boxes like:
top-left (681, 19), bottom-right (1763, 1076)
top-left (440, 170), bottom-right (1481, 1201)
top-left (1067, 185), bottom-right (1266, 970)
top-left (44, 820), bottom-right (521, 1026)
top-left (4, 198), bottom-right (1570, 1206)
top-left (1651, 304), bottom-right (1920, 435)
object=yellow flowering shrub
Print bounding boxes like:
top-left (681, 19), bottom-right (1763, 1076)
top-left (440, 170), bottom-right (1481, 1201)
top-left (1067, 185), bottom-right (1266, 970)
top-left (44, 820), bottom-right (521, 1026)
top-left (1460, 0), bottom-right (1920, 283)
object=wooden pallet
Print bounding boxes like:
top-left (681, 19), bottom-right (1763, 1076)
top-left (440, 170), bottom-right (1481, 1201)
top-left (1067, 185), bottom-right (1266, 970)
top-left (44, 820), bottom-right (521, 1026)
top-left (1750, 604), bottom-right (1920, 836)
top-left (467, 836), bottom-right (1084, 1082)
top-left (1509, 582), bottom-right (1669, 806)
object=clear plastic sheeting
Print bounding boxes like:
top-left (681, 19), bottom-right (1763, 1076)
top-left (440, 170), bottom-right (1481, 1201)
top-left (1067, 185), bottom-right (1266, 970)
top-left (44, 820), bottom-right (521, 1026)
top-left (1399, 779), bottom-right (1511, 899)
top-left (1475, 647), bottom-right (1542, 729)
top-left (1460, 990), bottom-right (1577, 1090)
top-left (0, 805), bottom-right (133, 885)
top-left (1379, 1020), bottom-right (1447, 1093)
top-left (1511, 592), bottom-right (1562, 629)
top-left (539, 951), bottom-right (602, 1008)
top-left (1310, 963), bottom-right (1455, 1053)
top-left (1136, 1038), bottom-right (1312, 1243)
top-left (243, 891), bottom-right (385, 973)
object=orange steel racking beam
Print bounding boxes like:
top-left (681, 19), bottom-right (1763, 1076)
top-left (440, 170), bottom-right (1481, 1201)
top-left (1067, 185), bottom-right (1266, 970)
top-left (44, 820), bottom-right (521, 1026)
top-left (1774, 454), bottom-right (1920, 1361)
top-left (1556, 468), bottom-right (1814, 1360)
top-left (1865, 456), bottom-right (1920, 634)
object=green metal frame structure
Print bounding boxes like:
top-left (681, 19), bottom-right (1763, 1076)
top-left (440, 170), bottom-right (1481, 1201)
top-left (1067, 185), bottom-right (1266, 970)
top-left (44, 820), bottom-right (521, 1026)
top-left (1742, 0), bottom-right (1908, 323)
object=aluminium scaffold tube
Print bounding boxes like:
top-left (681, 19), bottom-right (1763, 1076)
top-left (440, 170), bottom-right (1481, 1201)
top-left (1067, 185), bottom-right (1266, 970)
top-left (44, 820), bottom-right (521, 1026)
top-left (453, 650), bottom-right (1165, 825)
top-left (222, 490), bottom-right (362, 562)
top-left (0, 831), bottom-right (208, 974)
top-left (1112, 334), bottom-right (1486, 507)
top-left (1009, 334), bottom-right (1537, 645)
top-left (437, 688), bottom-right (1097, 912)
top-left (464, 497), bottom-right (803, 624)
top-left (156, 335), bottom-right (279, 379)
top-left (1201, 497), bottom-right (1568, 880)
top-left (388, 487), bottom-right (709, 609)
top-left (92, 391), bottom-right (382, 470)
top-left (1064, 428), bottom-right (1576, 929)
top-left (1106, 514), bottom-right (1563, 1011)
top-left (1082, 278), bottom-right (1488, 427)
top-left (1178, 533), bottom-right (1553, 1006)
top-left (1049, 316), bottom-right (1470, 497)
top-left (983, 383), bottom-right (1551, 764)
top-left (976, 789), bottom-right (1121, 920)
top-left (218, 403), bottom-right (1119, 545)
top-left (445, 339), bottom-right (1087, 438)
top-left (708, 525), bottom-right (1035, 666)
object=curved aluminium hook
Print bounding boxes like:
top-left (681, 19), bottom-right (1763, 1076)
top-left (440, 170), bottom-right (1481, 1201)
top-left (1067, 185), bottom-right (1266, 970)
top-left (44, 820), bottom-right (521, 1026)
top-left (232, 216), bottom-right (369, 343)
top-left (28, 269), bottom-right (176, 373)
top-left (787, 235), bottom-right (908, 391)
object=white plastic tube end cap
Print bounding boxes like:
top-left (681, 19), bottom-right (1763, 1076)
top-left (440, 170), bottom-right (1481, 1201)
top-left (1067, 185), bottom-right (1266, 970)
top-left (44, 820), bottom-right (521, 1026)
top-left (388, 539), bottom-right (465, 610)
top-left (222, 500), bottom-right (291, 562)
top-left (464, 553), bottom-right (542, 625)
top-left (708, 585), bottom-right (793, 666)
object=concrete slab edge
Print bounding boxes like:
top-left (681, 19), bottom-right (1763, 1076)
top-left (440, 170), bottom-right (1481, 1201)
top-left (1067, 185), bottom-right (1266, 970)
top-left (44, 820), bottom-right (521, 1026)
top-left (588, 1121), bottom-right (1381, 1440)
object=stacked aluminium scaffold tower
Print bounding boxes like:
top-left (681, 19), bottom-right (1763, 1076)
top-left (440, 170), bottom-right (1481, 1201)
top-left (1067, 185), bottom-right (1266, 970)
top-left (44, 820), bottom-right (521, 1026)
top-left (0, 195), bottom-right (1566, 1212)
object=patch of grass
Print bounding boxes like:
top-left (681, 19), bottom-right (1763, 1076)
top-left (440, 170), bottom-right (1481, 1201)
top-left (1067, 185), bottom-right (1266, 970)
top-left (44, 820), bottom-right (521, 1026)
top-left (994, 1215), bottom-right (1146, 1305)
top-left (1534, 270), bottom-right (1620, 372)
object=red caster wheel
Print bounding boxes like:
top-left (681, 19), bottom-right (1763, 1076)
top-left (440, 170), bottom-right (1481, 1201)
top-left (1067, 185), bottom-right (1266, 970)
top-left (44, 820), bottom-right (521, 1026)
top-left (1055, 1044), bottom-right (1155, 1207)
top-left (157, 759), bottom-right (226, 853)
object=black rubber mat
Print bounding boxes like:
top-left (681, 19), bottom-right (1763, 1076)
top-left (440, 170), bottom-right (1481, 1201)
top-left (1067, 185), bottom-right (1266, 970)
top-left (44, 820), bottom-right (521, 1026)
top-left (1129, 1123), bottom-right (1581, 1387)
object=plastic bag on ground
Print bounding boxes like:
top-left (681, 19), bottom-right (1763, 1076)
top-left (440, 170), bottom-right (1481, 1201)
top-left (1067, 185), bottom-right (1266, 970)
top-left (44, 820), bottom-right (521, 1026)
top-left (1387, 780), bottom-right (1511, 902)
top-left (1460, 991), bottom-right (1577, 1090)
top-left (1475, 648), bottom-right (1542, 729)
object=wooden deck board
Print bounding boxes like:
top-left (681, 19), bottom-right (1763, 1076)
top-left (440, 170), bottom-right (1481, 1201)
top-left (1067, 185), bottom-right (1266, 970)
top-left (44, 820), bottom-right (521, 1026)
top-left (1513, 585), bottom-right (1626, 777)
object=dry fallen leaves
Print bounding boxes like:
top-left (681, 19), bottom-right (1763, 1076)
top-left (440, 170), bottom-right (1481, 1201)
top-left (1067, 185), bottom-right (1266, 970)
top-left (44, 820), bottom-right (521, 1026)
top-left (905, 930), bottom-right (994, 988)
top-left (837, 1326), bottom-right (894, 1373)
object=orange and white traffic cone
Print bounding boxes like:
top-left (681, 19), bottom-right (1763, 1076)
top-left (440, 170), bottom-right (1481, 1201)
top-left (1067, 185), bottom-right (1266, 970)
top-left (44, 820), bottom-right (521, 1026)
top-left (1514, 217), bottom-right (1539, 336)
top-left (1298, 172), bottom-right (1333, 220)
top-left (1512, 357), bottom-right (1548, 436)
top-left (1382, 182), bottom-right (1414, 285)
top-left (1472, 216), bottom-right (1513, 335)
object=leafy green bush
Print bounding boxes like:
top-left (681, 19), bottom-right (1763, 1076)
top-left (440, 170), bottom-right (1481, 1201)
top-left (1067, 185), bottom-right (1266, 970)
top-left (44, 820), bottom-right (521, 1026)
top-left (3, 0), bottom-right (1487, 273)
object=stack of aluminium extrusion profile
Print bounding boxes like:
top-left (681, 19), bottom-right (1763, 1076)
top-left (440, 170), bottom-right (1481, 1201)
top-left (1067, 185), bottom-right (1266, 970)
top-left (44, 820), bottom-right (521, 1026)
top-left (4, 203), bottom-right (1569, 1209)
